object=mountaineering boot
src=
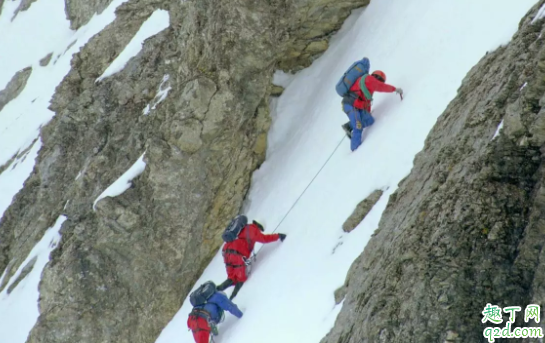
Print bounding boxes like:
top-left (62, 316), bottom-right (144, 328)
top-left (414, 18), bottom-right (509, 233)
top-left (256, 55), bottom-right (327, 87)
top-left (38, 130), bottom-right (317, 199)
top-left (216, 279), bottom-right (234, 291)
top-left (230, 282), bottom-right (244, 300)
top-left (342, 121), bottom-right (353, 139)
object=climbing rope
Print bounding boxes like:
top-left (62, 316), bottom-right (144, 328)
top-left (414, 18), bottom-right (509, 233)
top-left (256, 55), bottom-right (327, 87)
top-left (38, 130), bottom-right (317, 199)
top-left (270, 135), bottom-right (346, 234)
top-left (251, 135), bottom-right (346, 258)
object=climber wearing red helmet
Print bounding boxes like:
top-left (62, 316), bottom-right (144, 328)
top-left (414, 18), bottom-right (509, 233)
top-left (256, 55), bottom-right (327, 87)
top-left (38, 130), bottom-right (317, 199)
top-left (349, 70), bottom-right (400, 114)
top-left (340, 65), bottom-right (403, 151)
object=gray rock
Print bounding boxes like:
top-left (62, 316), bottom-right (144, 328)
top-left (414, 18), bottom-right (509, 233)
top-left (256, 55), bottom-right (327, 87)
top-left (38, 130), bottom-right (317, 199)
top-left (0, 259), bottom-right (16, 292)
top-left (0, 0), bottom-right (370, 342)
top-left (178, 77), bottom-right (217, 120)
top-left (0, 66), bottom-right (32, 112)
top-left (39, 53), bottom-right (53, 67)
top-left (278, 0), bottom-right (370, 71)
top-left (304, 39), bottom-right (328, 54)
top-left (342, 190), bottom-right (383, 232)
top-left (322, 3), bottom-right (545, 343)
top-left (334, 284), bottom-right (347, 304)
top-left (64, 0), bottom-right (115, 30)
top-left (11, 0), bottom-right (39, 20)
top-left (445, 330), bottom-right (459, 341)
top-left (271, 84), bottom-right (285, 97)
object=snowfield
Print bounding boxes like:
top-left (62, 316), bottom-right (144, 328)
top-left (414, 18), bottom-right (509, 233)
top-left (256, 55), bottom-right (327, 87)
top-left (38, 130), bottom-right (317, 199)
top-left (156, 1), bottom-right (537, 343)
top-left (0, 0), bottom-right (538, 342)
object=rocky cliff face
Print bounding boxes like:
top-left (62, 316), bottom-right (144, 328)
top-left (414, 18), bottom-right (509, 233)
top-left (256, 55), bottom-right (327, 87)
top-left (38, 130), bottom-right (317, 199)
top-left (323, 2), bottom-right (545, 342)
top-left (0, 0), bottom-right (368, 342)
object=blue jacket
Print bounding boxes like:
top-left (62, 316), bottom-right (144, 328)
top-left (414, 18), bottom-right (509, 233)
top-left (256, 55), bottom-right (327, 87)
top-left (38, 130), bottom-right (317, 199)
top-left (193, 292), bottom-right (243, 323)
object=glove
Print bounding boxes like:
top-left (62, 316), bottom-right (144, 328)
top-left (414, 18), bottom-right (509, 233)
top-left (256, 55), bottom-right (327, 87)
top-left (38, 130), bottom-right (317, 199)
top-left (278, 233), bottom-right (287, 242)
top-left (395, 88), bottom-right (403, 96)
top-left (252, 220), bottom-right (264, 232)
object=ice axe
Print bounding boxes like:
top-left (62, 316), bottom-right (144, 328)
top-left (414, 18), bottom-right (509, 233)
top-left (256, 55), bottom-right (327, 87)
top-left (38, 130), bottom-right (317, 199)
top-left (396, 88), bottom-right (404, 101)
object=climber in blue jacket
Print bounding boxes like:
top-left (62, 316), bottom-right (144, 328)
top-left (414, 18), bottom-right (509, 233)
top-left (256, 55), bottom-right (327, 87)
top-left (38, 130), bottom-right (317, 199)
top-left (187, 289), bottom-right (243, 343)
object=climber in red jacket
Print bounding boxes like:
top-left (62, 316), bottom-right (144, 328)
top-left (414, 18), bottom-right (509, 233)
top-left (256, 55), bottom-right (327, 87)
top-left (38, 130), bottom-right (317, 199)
top-left (216, 220), bottom-right (286, 300)
top-left (341, 67), bottom-right (403, 150)
top-left (350, 71), bottom-right (399, 112)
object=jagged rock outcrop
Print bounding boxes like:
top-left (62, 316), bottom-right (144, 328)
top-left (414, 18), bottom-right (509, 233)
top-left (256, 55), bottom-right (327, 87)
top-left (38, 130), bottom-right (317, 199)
top-left (0, 0), bottom-right (368, 342)
top-left (322, 2), bottom-right (545, 342)
top-left (65, 0), bottom-right (115, 29)
top-left (39, 53), bottom-right (53, 67)
top-left (0, 66), bottom-right (32, 112)
top-left (12, 0), bottom-right (39, 18)
top-left (342, 189), bottom-right (383, 232)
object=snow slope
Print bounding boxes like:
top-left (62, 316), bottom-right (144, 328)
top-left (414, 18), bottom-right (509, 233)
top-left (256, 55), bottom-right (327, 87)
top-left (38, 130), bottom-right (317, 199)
top-left (156, 1), bottom-right (537, 343)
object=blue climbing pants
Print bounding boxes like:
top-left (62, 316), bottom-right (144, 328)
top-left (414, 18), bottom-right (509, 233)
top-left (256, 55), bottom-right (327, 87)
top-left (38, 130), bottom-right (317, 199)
top-left (342, 103), bottom-right (374, 151)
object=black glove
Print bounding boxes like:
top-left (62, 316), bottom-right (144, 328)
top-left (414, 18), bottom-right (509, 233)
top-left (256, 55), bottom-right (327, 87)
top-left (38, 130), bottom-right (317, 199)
top-left (278, 233), bottom-right (287, 242)
top-left (252, 220), bottom-right (264, 232)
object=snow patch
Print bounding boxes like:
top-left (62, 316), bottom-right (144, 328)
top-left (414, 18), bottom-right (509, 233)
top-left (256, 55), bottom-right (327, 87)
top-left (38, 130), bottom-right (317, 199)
top-left (0, 215), bottom-right (66, 343)
top-left (533, 4), bottom-right (545, 24)
top-left (272, 70), bottom-right (297, 88)
top-left (143, 74), bottom-right (171, 115)
top-left (143, 104), bottom-right (151, 115)
top-left (93, 153), bottom-right (146, 210)
top-left (97, 9), bottom-right (170, 81)
top-left (493, 120), bottom-right (504, 140)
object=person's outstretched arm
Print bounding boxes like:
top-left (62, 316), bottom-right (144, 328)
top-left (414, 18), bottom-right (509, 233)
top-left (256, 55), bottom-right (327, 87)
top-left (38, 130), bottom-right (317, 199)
top-left (215, 292), bottom-right (243, 318)
top-left (365, 75), bottom-right (396, 93)
top-left (248, 224), bottom-right (279, 243)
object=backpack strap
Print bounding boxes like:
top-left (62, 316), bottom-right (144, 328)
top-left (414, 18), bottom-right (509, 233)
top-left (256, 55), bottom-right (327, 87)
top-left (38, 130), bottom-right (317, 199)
top-left (224, 248), bottom-right (244, 256)
top-left (359, 74), bottom-right (373, 101)
top-left (189, 309), bottom-right (214, 333)
top-left (223, 249), bottom-right (247, 268)
top-left (246, 225), bottom-right (251, 247)
top-left (190, 308), bottom-right (211, 321)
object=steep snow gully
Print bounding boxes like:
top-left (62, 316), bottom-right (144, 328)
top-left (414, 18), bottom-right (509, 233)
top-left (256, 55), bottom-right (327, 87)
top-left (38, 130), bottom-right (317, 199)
top-left (159, 1), bottom-right (537, 343)
top-left (0, 0), bottom-right (539, 342)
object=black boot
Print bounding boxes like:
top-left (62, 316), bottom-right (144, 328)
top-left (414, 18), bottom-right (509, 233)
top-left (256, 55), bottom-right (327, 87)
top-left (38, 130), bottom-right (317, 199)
top-left (216, 279), bottom-right (234, 291)
top-left (229, 282), bottom-right (244, 300)
top-left (342, 122), bottom-right (353, 139)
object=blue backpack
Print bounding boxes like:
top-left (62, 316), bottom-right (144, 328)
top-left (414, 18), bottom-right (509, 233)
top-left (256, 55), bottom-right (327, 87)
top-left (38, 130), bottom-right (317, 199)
top-left (221, 215), bottom-right (248, 242)
top-left (335, 58), bottom-right (370, 97)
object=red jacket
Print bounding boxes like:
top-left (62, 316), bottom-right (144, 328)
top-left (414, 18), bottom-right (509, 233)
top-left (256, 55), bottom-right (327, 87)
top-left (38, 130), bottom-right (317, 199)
top-left (222, 223), bottom-right (279, 283)
top-left (349, 75), bottom-right (396, 111)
